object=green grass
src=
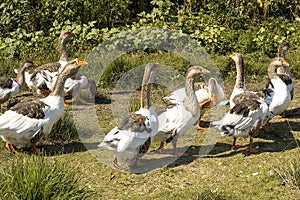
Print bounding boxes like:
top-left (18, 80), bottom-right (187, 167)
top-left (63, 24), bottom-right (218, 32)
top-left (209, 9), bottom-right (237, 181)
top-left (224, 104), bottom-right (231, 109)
top-left (45, 108), bottom-right (79, 145)
top-left (274, 156), bottom-right (300, 192)
top-left (0, 50), bottom-right (300, 199)
top-left (0, 154), bottom-right (93, 200)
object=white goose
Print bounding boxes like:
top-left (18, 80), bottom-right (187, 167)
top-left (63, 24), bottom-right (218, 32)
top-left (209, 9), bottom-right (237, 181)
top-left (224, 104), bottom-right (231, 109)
top-left (0, 61), bottom-right (37, 110)
top-left (29, 31), bottom-right (75, 96)
top-left (267, 58), bottom-right (291, 119)
top-left (154, 66), bottom-right (210, 155)
top-left (266, 42), bottom-right (293, 118)
top-left (163, 78), bottom-right (225, 130)
top-left (98, 63), bottom-right (159, 169)
top-left (0, 58), bottom-right (87, 153)
top-left (63, 73), bottom-right (96, 105)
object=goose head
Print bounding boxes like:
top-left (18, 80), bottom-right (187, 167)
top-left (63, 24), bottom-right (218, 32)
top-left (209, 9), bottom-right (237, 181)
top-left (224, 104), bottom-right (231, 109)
top-left (278, 42), bottom-right (291, 59)
top-left (16, 60), bottom-right (38, 87)
top-left (58, 31), bottom-right (75, 62)
top-left (59, 31), bottom-right (75, 44)
top-left (186, 66), bottom-right (210, 80)
top-left (230, 52), bottom-right (243, 65)
top-left (50, 58), bottom-right (88, 97)
top-left (61, 58), bottom-right (88, 79)
top-left (184, 66), bottom-right (210, 116)
top-left (268, 58), bottom-right (289, 80)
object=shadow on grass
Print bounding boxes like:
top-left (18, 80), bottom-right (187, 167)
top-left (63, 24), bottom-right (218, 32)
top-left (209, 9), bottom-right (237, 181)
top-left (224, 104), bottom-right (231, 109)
top-left (199, 120), bottom-right (300, 158)
top-left (285, 107), bottom-right (300, 119)
top-left (10, 119), bottom-right (298, 174)
top-left (27, 142), bottom-right (100, 156)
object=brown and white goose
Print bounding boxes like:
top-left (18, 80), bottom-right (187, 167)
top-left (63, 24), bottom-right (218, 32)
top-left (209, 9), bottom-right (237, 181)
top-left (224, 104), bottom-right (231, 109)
top-left (229, 53), bottom-right (274, 107)
top-left (98, 63), bottom-right (159, 169)
top-left (211, 97), bottom-right (269, 153)
top-left (0, 58), bottom-right (87, 153)
top-left (154, 66), bottom-right (210, 155)
top-left (0, 61), bottom-right (37, 110)
top-left (29, 31), bottom-right (75, 96)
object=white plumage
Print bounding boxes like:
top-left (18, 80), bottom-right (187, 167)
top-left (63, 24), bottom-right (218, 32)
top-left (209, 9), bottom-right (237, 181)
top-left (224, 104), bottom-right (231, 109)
top-left (154, 66), bottom-right (210, 155)
top-left (212, 98), bottom-right (269, 153)
top-left (26, 31), bottom-right (74, 96)
top-left (267, 58), bottom-right (291, 119)
top-left (0, 58), bottom-right (87, 153)
top-left (98, 63), bottom-right (159, 168)
top-left (0, 61), bottom-right (37, 108)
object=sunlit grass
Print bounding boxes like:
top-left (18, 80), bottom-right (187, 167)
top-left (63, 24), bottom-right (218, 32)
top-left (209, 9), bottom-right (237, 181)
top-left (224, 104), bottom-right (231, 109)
top-left (0, 154), bottom-right (94, 199)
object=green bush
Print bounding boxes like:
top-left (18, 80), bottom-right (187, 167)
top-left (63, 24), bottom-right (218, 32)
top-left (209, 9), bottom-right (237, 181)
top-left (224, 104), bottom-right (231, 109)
top-left (1, 0), bottom-right (300, 83)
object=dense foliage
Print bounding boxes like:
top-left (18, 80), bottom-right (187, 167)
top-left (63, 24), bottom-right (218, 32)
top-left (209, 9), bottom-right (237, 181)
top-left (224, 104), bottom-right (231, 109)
top-left (1, 0), bottom-right (300, 81)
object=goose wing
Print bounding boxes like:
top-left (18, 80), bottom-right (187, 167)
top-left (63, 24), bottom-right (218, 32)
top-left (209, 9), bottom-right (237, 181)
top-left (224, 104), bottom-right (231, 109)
top-left (99, 112), bottom-right (153, 152)
top-left (213, 99), bottom-right (268, 136)
top-left (0, 98), bottom-right (49, 146)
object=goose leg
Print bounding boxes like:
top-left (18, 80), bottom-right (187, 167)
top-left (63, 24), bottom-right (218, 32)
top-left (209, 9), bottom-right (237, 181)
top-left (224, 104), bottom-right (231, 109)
top-left (5, 142), bottom-right (18, 153)
top-left (263, 121), bottom-right (273, 132)
top-left (76, 96), bottom-right (94, 105)
top-left (247, 137), bottom-right (259, 153)
top-left (232, 137), bottom-right (242, 150)
top-left (113, 156), bottom-right (124, 170)
top-left (196, 116), bottom-right (206, 130)
top-left (171, 136), bottom-right (189, 156)
top-left (275, 110), bottom-right (286, 119)
top-left (157, 142), bottom-right (164, 150)
top-left (31, 143), bottom-right (39, 153)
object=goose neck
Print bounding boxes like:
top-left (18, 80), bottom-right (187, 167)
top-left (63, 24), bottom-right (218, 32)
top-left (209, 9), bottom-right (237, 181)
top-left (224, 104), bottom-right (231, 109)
top-left (59, 40), bottom-right (68, 62)
top-left (183, 76), bottom-right (199, 116)
top-left (234, 57), bottom-right (245, 89)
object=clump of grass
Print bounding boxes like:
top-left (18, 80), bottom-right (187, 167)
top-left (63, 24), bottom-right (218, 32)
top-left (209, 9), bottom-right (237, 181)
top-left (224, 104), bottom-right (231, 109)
top-left (0, 155), bottom-right (93, 199)
top-left (46, 109), bottom-right (79, 144)
top-left (274, 157), bottom-right (300, 192)
top-left (152, 187), bottom-right (233, 200)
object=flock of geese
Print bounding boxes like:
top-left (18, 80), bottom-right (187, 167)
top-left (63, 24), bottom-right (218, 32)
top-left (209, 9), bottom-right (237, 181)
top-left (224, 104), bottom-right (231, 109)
top-left (0, 31), bottom-right (294, 170)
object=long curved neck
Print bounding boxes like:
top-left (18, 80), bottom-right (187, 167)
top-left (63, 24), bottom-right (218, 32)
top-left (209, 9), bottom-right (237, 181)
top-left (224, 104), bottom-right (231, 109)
top-left (141, 72), bottom-right (152, 109)
top-left (183, 76), bottom-right (199, 116)
top-left (50, 72), bottom-right (68, 97)
top-left (15, 65), bottom-right (27, 89)
top-left (278, 46), bottom-right (287, 59)
top-left (234, 57), bottom-right (245, 89)
top-left (59, 40), bottom-right (68, 61)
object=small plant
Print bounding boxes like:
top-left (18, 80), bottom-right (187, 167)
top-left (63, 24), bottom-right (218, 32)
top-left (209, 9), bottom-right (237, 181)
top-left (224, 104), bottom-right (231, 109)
top-left (274, 157), bottom-right (300, 192)
top-left (0, 154), bottom-right (93, 199)
top-left (153, 187), bottom-right (233, 200)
